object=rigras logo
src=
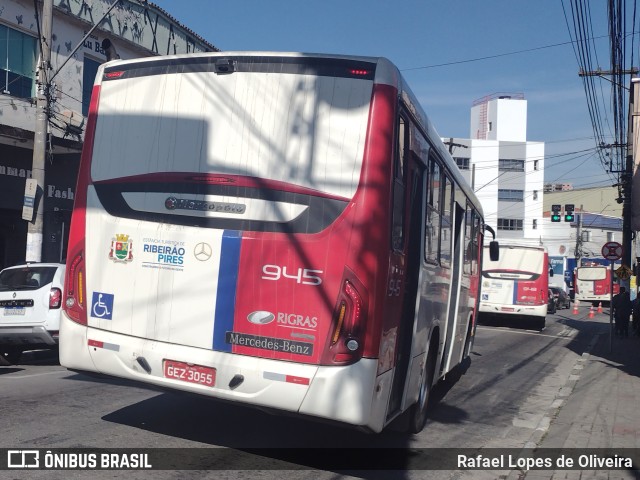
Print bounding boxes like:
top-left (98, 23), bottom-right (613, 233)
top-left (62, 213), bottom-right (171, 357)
top-left (247, 311), bottom-right (275, 325)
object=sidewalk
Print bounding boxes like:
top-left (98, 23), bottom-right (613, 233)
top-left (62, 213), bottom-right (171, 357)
top-left (515, 307), bottom-right (640, 479)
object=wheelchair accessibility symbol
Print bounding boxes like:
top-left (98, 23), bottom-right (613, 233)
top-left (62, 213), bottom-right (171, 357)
top-left (91, 292), bottom-right (114, 320)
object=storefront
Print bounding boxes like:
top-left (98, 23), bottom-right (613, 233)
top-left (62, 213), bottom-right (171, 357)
top-left (0, 143), bottom-right (79, 270)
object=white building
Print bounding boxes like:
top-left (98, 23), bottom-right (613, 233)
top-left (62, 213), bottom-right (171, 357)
top-left (446, 93), bottom-right (545, 243)
top-left (0, 0), bottom-right (217, 268)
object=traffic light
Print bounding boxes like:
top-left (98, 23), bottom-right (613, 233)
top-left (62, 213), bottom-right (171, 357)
top-left (564, 204), bottom-right (575, 222)
top-left (551, 204), bottom-right (561, 222)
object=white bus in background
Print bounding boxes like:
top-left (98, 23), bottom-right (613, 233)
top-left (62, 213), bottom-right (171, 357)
top-left (479, 244), bottom-right (549, 330)
top-left (574, 262), bottom-right (620, 305)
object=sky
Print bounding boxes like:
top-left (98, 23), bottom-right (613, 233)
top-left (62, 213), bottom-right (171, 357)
top-left (149, 0), bottom-right (634, 189)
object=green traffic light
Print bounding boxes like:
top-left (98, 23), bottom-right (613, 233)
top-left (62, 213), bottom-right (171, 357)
top-left (565, 214), bottom-right (575, 222)
top-left (551, 214), bottom-right (561, 222)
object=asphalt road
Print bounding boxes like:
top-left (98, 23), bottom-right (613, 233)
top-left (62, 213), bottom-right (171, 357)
top-left (0, 306), bottom-right (600, 480)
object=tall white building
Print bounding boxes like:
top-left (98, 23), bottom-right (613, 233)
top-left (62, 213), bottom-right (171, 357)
top-left (446, 93), bottom-right (545, 243)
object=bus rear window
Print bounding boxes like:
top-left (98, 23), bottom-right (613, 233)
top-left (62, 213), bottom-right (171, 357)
top-left (578, 268), bottom-right (606, 281)
top-left (91, 60), bottom-right (373, 202)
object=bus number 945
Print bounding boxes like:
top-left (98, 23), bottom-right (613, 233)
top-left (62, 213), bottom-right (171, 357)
top-left (262, 265), bottom-right (323, 286)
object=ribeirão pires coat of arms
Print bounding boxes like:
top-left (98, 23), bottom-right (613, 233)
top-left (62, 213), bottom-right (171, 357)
top-left (109, 234), bottom-right (133, 262)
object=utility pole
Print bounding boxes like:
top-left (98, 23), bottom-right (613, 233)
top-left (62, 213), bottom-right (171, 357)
top-left (574, 204), bottom-right (584, 263)
top-left (444, 138), bottom-right (468, 155)
top-left (622, 75), bottom-right (634, 269)
top-left (630, 77), bottom-right (640, 276)
top-left (443, 138), bottom-right (470, 185)
top-left (26, 0), bottom-right (53, 262)
top-left (578, 68), bottom-right (638, 268)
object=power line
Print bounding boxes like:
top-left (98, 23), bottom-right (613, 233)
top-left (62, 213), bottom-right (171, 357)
top-left (400, 37), bottom-right (607, 72)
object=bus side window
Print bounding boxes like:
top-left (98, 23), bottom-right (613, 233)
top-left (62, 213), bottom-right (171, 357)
top-left (473, 212), bottom-right (481, 274)
top-left (440, 174), bottom-right (453, 268)
top-left (463, 202), bottom-right (472, 275)
top-left (425, 156), bottom-right (440, 264)
top-left (391, 116), bottom-right (407, 252)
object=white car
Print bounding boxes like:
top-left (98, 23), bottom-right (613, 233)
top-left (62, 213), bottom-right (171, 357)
top-left (0, 263), bottom-right (66, 364)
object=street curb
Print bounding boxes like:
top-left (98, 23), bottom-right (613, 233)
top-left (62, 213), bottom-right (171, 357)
top-left (504, 331), bottom-right (602, 480)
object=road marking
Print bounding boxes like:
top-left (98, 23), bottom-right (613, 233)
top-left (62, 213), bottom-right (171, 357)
top-left (477, 325), bottom-right (576, 339)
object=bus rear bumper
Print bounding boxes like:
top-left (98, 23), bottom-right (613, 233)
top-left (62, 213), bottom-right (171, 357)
top-left (479, 303), bottom-right (547, 317)
top-left (59, 313), bottom-right (385, 431)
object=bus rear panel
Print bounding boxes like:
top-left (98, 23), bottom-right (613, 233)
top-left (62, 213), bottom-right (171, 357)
top-left (60, 52), bottom-right (484, 433)
top-left (479, 245), bottom-right (549, 327)
top-left (60, 53), bottom-right (404, 432)
top-left (574, 265), bottom-right (619, 304)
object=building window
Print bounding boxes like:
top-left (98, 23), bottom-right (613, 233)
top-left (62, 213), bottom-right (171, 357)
top-left (498, 189), bottom-right (524, 202)
top-left (497, 218), bottom-right (523, 231)
top-left (0, 24), bottom-right (37, 99)
top-left (533, 190), bottom-right (538, 200)
top-left (83, 56), bottom-right (101, 116)
top-left (533, 219), bottom-right (538, 229)
top-left (454, 157), bottom-right (469, 170)
top-left (498, 159), bottom-right (525, 172)
top-left (534, 160), bottom-right (539, 171)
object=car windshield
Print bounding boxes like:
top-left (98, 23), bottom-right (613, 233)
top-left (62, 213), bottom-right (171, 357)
top-left (0, 266), bottom-right (57, 291)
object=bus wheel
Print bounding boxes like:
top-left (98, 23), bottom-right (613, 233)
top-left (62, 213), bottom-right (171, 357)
top-left (460, 326), bottom-right (473, 371)
top-left (463, 325), bottom-right (474, 359)
top-left (407, 349), bottom-right (436, 434)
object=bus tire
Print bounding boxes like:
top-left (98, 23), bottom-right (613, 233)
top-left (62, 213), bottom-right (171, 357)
top-left (459, 325), bottom-right (473, 372)
top-left (407, 348), bottom-right (436, 434)
top-left (463, 323), bottom-right (474, 360)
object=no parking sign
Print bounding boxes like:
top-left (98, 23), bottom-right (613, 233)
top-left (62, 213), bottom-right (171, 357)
top-left (601, 241), bottom-right (622, 261)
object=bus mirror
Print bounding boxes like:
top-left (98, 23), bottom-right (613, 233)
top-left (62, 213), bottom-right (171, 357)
top-left (489, 241), bottom-right (499, 261)
top-left (549, 268), bottom-right (554, 277)
top-left (484, 224), bottom-right (496, 240)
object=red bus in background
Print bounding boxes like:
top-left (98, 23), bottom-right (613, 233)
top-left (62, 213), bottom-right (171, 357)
top-left (479, 244), bottom-right (549, 330)
top-left (574, 263), bottom-right (620, 305)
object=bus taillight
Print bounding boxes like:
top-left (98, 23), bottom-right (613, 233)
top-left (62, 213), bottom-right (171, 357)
top-left (64, 251), bottom-right (87, 325)
top-left (322, 278), bottom-right (367, 365)
top-left (61, 84), bottom-right (98, 327)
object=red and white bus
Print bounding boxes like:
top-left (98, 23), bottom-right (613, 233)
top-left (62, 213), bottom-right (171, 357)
top-left (479, 244), bottom-right (549, 330)
top-left (574, 263), bottom-right (619, 305)
top-left (60, 52), bottom-right (491, 433)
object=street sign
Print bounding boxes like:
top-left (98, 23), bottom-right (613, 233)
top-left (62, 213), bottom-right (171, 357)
top-left (601, 241), bottom-right (623, 260)
top-left (21, 178), bottom-right (38, 222)
top-left (615, 265), bottom-right (632, 280)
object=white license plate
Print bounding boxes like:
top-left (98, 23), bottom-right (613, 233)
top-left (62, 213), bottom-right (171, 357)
top-left (4, 307), bottom-right (25, 316)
